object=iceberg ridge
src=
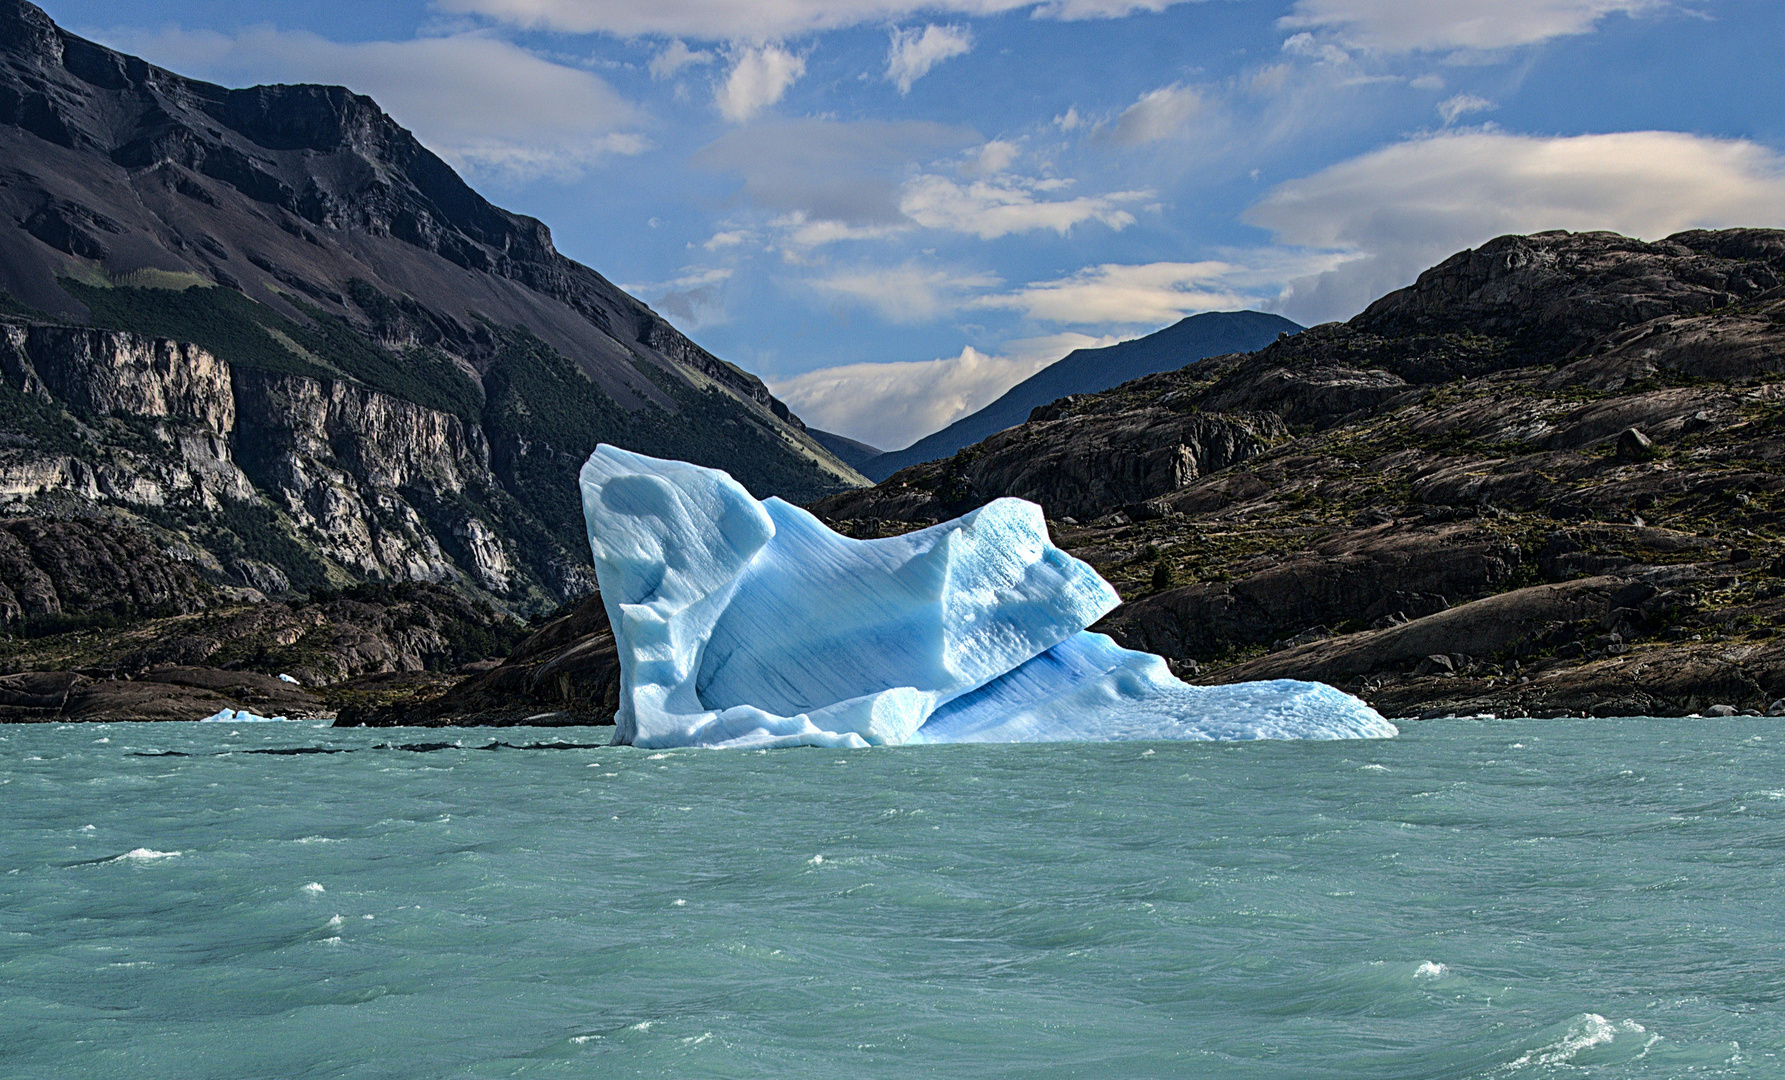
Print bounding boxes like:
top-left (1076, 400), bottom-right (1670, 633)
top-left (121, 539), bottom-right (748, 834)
top-left (580, 445), bottom-right (1395, 748)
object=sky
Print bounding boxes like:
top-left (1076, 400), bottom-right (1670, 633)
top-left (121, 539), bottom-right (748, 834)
top-left (48, 0), bottom-right (1785, 450)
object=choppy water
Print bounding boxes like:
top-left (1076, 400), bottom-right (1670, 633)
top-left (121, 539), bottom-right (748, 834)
top-left (2, 719), bottom-right (1782, 1079)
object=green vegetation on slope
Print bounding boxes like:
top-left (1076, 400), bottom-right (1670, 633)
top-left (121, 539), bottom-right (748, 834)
top-left (63, 280), bottom-right (482, 421)
top-left (0, 379), bottom-right (85, 456)
top-left (481, 324), bottom-right (835, 548)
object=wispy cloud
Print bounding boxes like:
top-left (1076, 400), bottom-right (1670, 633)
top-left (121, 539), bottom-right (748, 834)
top-left (649, 39), bottom-right (712, 79)
top-left (808, 264), bottom-right (1002, 322)
top-left (438, 0), bottom-right (1209, 40)
top-left (624, 268), bottom-right (735, 329)
top-left (696, 120), bottom-right (1142, 245)
top-left (1279, 0), bottom-right (1666, 52)
top-left (1247, 129), bottom-right (1785, 323)
top-left (1102, 83), bottom-right (1205, 144)
top-left (974, 260), bottom-right (1299, 324)
top-left (899, 175), bottom-right (1148, 239)
top-left (695, 119), bottom-right (981, 226)
top-left (1437, 93), bottom-right (1494, 125)
top-left (93, 27), bottom-right (648, 180)
top-left (886, 24), bottom-right (974, 94)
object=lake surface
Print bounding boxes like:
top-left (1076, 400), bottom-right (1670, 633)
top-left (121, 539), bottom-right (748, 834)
top-left (2, 718), bottom-right (1781, 1079)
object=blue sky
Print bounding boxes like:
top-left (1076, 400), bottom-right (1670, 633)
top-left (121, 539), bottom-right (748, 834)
top-left (51, 0), bottom-right (1785, 449)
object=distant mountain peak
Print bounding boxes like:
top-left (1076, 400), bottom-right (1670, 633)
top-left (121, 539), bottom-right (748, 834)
top-left (860, 310), bottom-right (1301, 481)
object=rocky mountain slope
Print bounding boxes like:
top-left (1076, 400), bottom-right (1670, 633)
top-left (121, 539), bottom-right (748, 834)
top-left (0, 0), bottom-right (862, 618)
top-left (18, 216), bottom-right (1785, 723)
top-left (861, 310), bottom-right (1300, 480)
top-left (813, 228), bottom-right (1785, 718)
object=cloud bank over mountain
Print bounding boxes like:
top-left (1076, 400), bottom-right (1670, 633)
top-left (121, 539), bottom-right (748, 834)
top-left (1251, 130), bottom-right (1785, 324)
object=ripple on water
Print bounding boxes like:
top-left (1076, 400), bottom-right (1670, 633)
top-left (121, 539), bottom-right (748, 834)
top-left (0, 718), bottom-right (1779, 1079)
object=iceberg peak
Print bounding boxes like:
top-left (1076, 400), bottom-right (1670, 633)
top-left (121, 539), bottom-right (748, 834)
top-left (580, 445), bottom-right (1395, 749)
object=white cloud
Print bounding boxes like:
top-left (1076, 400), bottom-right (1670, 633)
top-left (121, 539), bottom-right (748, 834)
top-left (899, 175), bottom-right (1147, 239)
top-left (1102, 82), bottom-right (1205, 145)
top-left (1279, 0), bottom-right (1665, 52)
top-left (770, 332), bottom-right (1118, 449)
top-left (702, 229), bottom-right (752, 250)
top-left (716, 43), bottom-right (806, 122)
top-left (96, 27), bottom-right (647, 180)
top-left (1246, 130), bottom-right (1785, 323)
top-left (439, 0), bottom-right (1204, 39)
top-left (650, 39), bottom-right (712, 79)
top-left (808, 264), bottom-right (1002, 322)
top-left (1437, 93), bottom-right (1494, 124)
top-left (886, 24), bottom-right (974, 94)
top-left (974, 261), bottom-right (1289, 325)
top-left (963, 139), bottom-right (1021, 175)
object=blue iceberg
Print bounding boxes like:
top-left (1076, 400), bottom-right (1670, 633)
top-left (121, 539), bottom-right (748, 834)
top-left (580, 445), bottom-right (1395, 749)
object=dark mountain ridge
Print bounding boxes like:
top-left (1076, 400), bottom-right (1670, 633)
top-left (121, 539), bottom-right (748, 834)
top-left (0, 0), bottom-right (792, 416)
top-left (807, 427), bottom-right (886, 472)
top-left (862, 309), bottom-right (1300, 479)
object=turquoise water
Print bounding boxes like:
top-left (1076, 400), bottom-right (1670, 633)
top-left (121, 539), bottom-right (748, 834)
top-left (2, 719), bottom-right (1781, 1079)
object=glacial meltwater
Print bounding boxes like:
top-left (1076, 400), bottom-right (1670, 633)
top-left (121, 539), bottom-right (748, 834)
top-left (2, 719), bottom-right (1781, 1078)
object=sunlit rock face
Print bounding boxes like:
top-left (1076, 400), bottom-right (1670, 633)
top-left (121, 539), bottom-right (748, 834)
top-left (580, 445), bottom-right (1396, 749)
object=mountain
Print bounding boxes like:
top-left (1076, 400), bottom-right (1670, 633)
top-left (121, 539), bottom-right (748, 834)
top-left (861, 310), bottom-right (1300, 481)
top-left (806, 428), bottom-right (886, 472)
top-left (24, 227), bottom-right (1785, 723)
top-left (813, 229), bottom-right (1785, 720)
top-left (0, 0), bottom-right (863, 615)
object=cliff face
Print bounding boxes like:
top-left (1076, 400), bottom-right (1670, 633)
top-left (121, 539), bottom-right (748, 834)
top-left (0, 0), bottom-right (862, 617)
top-left (811, 229), bottom-right (1785, 719)
top-left (0, 321), bottom-right (562, 602)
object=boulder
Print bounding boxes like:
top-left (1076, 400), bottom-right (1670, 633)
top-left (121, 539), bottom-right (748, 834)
top-left (1616, 427), bottom-right (1656, 460)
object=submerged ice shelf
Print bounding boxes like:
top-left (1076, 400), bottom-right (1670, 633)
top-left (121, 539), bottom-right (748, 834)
top-left (580, 446), bottom-right (1395, 749)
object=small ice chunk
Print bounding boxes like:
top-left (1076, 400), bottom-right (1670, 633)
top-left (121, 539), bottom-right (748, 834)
top-left (200, 708), bottom-right (292, 723)
top-left (278, 673), bottom-right (301, 685)
top-left (302, 882), bottom-right (325, 894)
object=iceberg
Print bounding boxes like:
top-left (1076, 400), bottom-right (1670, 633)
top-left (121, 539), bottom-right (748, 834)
top-left (200, 708), bottom-right (293, 723)
top-left (580, 445), bottom-right (1395, 749)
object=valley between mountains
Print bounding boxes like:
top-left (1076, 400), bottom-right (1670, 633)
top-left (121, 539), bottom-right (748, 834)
top-left (4, 0), bottom-right (1785, 724)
